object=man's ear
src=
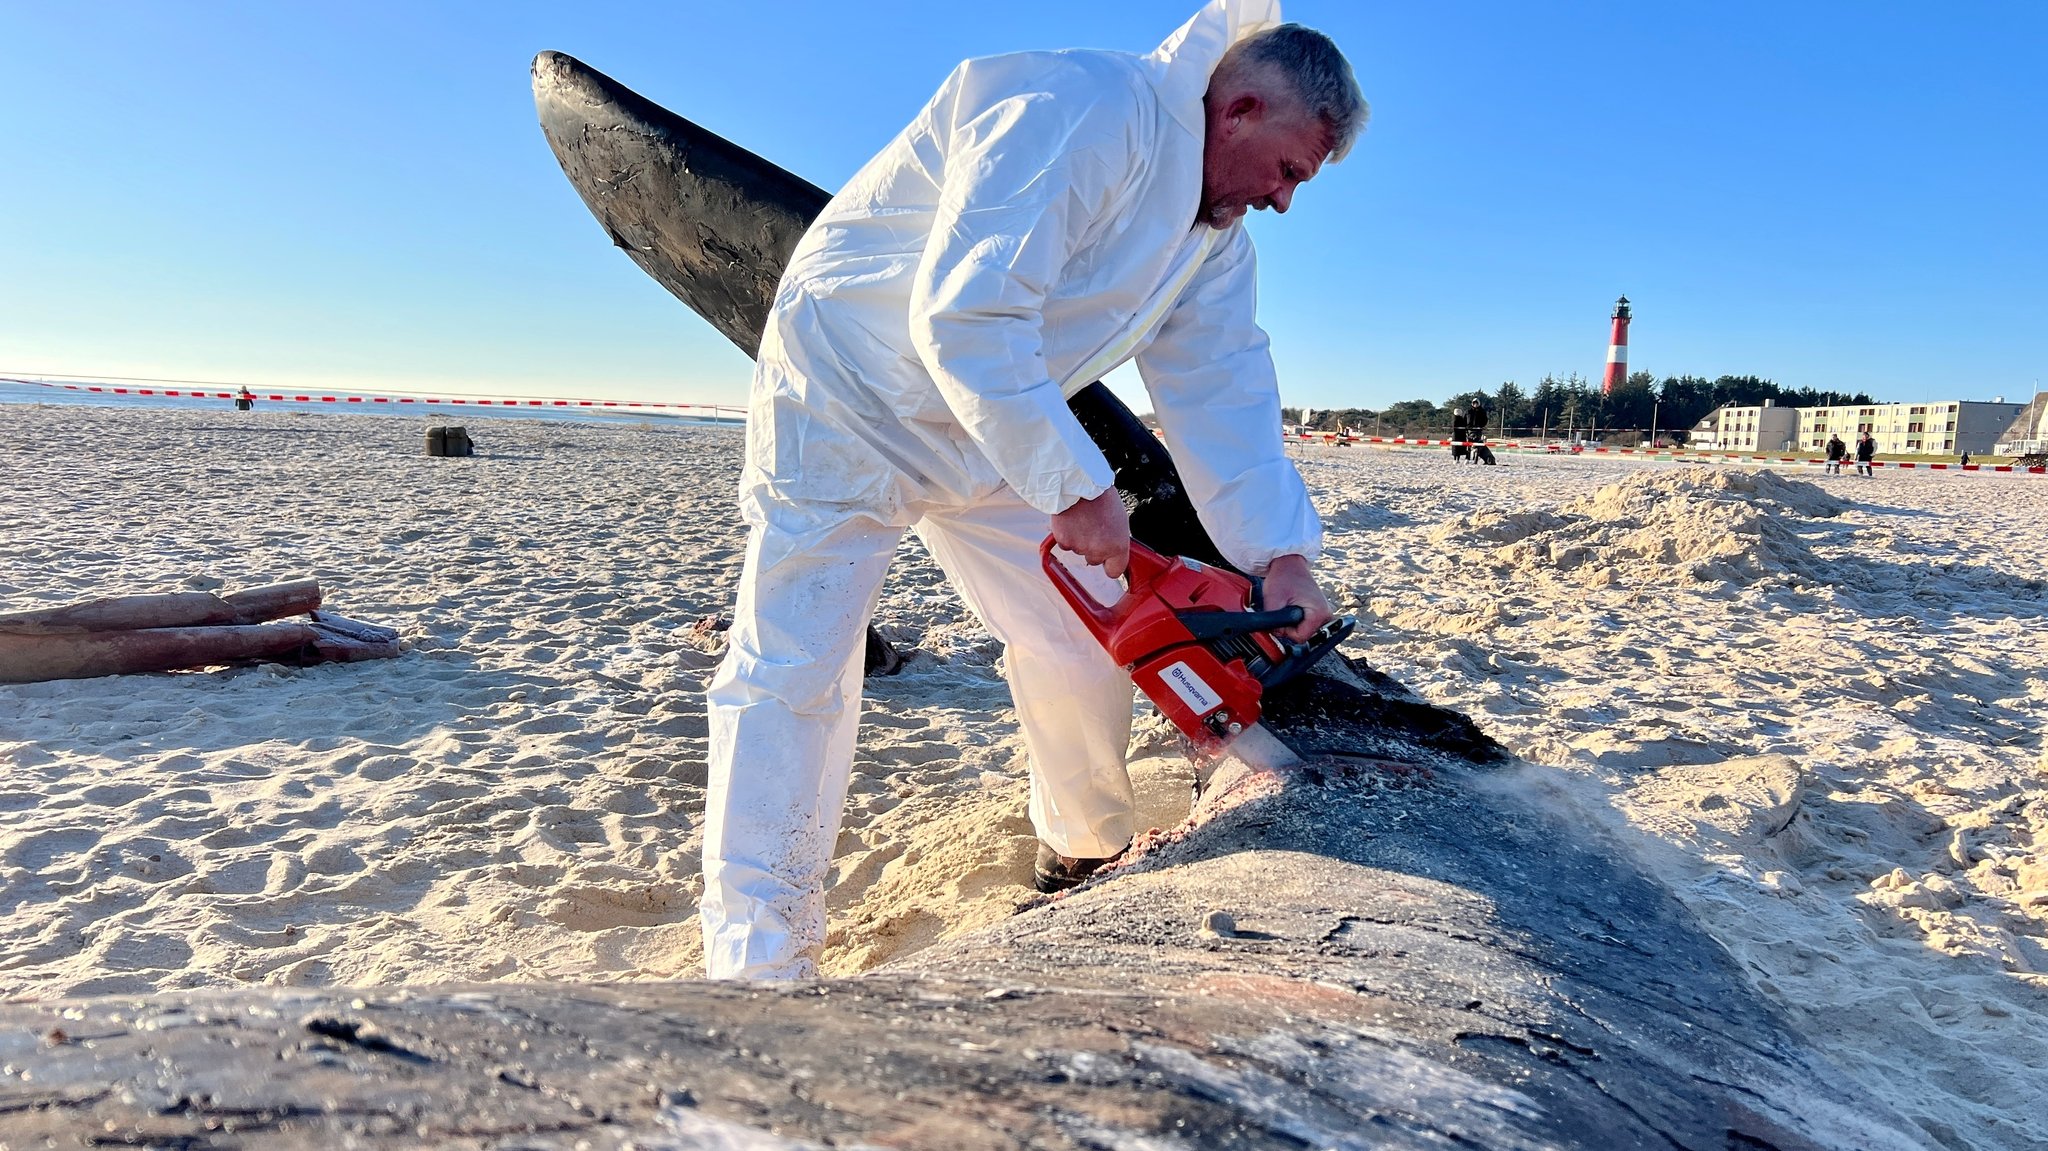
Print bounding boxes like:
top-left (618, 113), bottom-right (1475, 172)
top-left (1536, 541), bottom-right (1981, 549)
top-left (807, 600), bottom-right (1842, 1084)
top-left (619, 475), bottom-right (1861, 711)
top-left (1224, 92), bottom-right (1264, 134)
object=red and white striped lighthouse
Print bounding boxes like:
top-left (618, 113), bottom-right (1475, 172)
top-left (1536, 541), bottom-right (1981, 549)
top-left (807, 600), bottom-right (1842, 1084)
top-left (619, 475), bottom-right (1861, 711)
top-left (1602, 296), bottom-right (1631, 395)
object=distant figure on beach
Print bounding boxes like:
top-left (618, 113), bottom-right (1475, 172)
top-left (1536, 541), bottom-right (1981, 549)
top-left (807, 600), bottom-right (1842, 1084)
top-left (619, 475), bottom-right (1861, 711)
top-left (1825, 434), bottom-right (1846, 475)
top-left (1466, 398), bottom-right (1496, 465)
top-left (234, 387), bottom-right (255, 412)
top-left (698, 2), bottom-right (1362, 979)
top-left (1856, 431), bottom-right (1877, 476)
top-left (1959, 451), bottom-right (1971, 468)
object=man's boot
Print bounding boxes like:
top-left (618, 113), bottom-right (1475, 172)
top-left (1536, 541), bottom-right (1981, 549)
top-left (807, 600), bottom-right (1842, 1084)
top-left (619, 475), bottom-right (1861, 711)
top-left (1033, 843), bottom-right (1122, 893)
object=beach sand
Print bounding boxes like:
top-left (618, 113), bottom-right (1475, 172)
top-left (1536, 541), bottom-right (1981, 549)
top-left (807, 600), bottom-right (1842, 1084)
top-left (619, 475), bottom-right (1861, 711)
top-left (2, 403), bottom-right (2043, 1149)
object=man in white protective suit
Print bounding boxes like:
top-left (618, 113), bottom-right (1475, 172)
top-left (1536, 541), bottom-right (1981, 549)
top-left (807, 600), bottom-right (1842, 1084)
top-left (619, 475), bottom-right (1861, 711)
top-left (701, 0), bottom-right (1367, 979)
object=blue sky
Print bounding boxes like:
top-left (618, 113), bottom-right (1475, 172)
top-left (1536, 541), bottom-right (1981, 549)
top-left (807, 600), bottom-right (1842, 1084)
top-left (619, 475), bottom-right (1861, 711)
top-left (3, 1), bottom-right (2043, 412)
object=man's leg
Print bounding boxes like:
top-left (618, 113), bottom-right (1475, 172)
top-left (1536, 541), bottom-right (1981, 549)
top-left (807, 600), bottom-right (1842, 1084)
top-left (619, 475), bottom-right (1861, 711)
top-left (701, 507), bottom-right (901, 978)
top-left (915, 498), bottom-right (1138, 862)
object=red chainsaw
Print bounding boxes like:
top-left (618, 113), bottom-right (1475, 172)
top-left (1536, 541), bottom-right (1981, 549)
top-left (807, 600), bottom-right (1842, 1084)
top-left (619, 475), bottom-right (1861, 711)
top-left (1040, 536), bottom-right (1354, 749)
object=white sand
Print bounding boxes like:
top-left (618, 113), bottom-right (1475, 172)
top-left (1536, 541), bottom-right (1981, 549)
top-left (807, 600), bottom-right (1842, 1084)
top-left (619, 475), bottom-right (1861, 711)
top-left (2, 404), bottom-right (2043, 1149)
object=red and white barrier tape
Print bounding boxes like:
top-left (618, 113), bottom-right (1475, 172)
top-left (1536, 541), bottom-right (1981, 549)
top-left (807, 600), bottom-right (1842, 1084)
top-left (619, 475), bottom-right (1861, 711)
top-left (13, 379), bottom-right (2034, 475)
top-left (1285, 432), bottom-right (2045, 475)
top-left (4, 378), bottom-right (744, 419)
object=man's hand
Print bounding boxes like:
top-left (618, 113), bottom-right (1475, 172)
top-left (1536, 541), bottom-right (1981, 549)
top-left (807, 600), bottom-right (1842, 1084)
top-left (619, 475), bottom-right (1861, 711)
top-left (1051, 490), bottom-right (1131, 579)
top-left (1259, 553), bottom-right (1334, 642)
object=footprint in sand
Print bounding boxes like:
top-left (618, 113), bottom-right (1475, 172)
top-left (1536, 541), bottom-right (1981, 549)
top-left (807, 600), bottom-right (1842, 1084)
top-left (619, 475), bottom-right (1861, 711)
top-left (183, 856), bottom-right (274, 897)
top-left (77, 782), bottom-right (153, 808)
top-left (1620, 755), bottom-right (1806, 848)
top-left (599, 788), bottom-right (661, 817)
top-left (876, 740), bottom-right (962, 767)
top-left (151, 785), bottom-right (215, 806)
top-left (828, 907), bottom-right (945, 973)
top-left (5, 828), bottom-right (100, 872)
top-left (353, 753), bottom-right (414, 782)
top-left (302, 841), bottom-right (364, 876)
top-left (852, 790), bottom-right (902, 818)
top-left (645, 711), bottom-right (710, 739)
top-left (140, 813), bottom-right (224, 841)
top-left (203, 918), bottom-right (310, 952)
top-left (829, 842), bottom-right (905, 899)
top-left (949, 857), bottom-right (1027, 902)
top-left (97, 838), bottom-right (195, 885)
top-left (861, 711), bottom-right (931, 732)
top-left (539, 879), bottom-right (689, 932)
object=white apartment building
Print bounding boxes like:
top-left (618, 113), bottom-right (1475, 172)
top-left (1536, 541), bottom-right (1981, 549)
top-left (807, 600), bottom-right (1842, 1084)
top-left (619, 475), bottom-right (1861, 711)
top-left (1689, 400), bottom-right (1799, 452)
top-left (1797, 400), bottom-right (2026, 456)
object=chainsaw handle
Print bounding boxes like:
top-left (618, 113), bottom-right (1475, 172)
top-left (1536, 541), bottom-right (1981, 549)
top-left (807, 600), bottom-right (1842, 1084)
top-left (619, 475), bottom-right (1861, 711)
top-left (1039, 535), bottom-right (1175, 647)
top-left (1176, 606), bottom-right (1304, 643)
top-left (1256, 615), bottom-right (1358, 689)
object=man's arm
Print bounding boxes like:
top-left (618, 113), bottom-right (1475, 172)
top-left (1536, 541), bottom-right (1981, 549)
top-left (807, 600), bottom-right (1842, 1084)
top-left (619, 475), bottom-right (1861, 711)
top-left (906, 62), bottom-right (1144, 523)
top-left (1135, 225), bottom-right (1332, 639)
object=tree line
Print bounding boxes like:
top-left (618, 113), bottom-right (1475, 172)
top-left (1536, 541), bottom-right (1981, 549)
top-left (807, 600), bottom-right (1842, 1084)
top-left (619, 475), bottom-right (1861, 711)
top-left (1286, 374), bottom-right (1879, 444)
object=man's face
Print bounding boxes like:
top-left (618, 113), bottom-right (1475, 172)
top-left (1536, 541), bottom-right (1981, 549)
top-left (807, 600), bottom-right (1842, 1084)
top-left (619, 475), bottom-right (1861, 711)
top-left (1198, 92), bottom-right (1332, 230)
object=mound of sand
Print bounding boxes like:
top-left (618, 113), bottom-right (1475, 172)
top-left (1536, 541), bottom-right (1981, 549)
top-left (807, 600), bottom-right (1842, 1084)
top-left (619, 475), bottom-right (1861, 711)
top-left (1429, 466), bottom-right (1844, 587)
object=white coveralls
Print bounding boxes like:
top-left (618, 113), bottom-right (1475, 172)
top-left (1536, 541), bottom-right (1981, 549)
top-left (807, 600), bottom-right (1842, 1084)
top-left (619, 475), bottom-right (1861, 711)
top-left (701, 0), bottom-right (1324, 979)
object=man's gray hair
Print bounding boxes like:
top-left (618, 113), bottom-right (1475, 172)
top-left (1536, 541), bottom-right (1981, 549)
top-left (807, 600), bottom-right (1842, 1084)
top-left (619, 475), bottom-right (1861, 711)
top-left (1219, 24), bottom-right (1369, 162)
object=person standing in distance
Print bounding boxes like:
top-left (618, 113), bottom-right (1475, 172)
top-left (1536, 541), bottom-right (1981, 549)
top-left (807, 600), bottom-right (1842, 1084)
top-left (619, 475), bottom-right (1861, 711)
top-left (700, 0), bottom-right (1366, 979)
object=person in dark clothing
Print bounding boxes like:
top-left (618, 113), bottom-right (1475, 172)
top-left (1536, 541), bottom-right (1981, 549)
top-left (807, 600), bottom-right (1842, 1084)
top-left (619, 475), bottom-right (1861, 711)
top-left (1959, 451), bottom-right (1971, 468)
top-left (1449, 409), bottom-right (1469, 462)
top-left (1466, 399), bottom-right (1496, 465)
top-left (1855, 432), bottom-right (1877, 476)
top-left (234, 387), bottom-right (256, 412)
top-left (1824, 434), bottom-right (1846, 475)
